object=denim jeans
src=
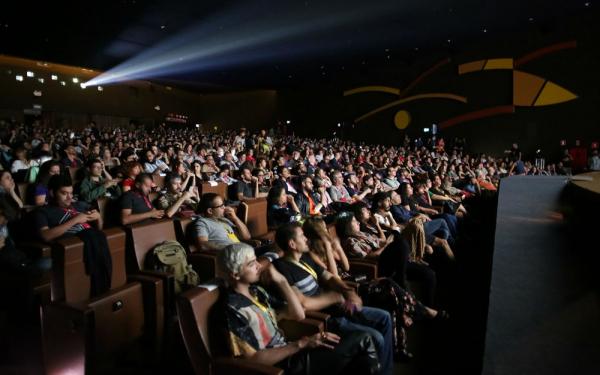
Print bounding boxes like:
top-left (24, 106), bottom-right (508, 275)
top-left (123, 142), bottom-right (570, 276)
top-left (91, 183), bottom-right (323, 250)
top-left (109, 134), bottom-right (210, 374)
top-left (424, 218), bottom-right (450, 243)
top-left (331, 306), bottom-right (394, 375)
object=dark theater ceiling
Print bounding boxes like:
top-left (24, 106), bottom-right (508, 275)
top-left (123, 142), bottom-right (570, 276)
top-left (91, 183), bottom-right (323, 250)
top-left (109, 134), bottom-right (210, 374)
top-left (0, 0), bottom-right (595, 90)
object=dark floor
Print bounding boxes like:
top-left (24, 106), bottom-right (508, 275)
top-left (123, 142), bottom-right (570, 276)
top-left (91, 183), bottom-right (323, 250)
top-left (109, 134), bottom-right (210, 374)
top-left (0, 195), bottom-right (498, 375)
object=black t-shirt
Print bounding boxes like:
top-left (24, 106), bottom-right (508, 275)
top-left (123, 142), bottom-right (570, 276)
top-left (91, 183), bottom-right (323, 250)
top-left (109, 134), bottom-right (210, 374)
top-left (34, 201), bottom-right (91, 239)
top-left (273, 254), bottom-right (324, 297)
top-left (120, 191), bottom-right (153, 214)
top-left (234, 180), bottom-right (254, 200)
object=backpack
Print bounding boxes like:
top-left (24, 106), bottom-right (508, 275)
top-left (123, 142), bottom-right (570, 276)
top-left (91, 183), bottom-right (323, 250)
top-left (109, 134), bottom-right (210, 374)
top-left (145, 240), bottom-right (199, 294)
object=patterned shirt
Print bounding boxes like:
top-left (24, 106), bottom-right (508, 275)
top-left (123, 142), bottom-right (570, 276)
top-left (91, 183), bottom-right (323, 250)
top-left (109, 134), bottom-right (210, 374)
top-left (225, 285), bottom-right (287, 357)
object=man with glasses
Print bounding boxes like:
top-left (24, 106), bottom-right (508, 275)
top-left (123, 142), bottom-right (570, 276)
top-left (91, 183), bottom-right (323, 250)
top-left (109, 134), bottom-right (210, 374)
top-left (193, 193), bottom-right (251, 251)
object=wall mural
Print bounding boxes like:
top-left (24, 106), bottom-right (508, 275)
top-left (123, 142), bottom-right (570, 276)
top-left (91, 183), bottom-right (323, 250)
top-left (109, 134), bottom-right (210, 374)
top-left (344, 41), bottom-right (578, 131)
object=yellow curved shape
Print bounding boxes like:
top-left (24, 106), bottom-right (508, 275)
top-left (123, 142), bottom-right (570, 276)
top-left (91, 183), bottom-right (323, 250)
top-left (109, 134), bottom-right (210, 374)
top-left (344, 86), bottom-right (401, 96)
top-left (534, 81), bottom-right (578, 106)
top-left (355, 93), bottom-right (467, 123)
top-left (484, 58), bottom-right (514, 70)
top-left (394, 110), bottom-right (411, 129)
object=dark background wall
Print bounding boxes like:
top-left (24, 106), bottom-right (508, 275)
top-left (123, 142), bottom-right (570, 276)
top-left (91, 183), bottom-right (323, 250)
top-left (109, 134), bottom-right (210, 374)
top-left (277, 13), bottom-right (600, 161)
top-left (0, 70), bottom-right (278, 131)
top-left (1, 11), bottom-right (598, 160)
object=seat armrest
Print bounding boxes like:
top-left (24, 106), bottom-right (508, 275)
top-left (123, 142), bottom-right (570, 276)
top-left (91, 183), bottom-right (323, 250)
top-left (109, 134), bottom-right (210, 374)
top-left (16, 240), bottom-right (53, 258)
top-left (128, 275), bottom-right (165, 354)
top-left (213, 357), bottom-right (284, 375)
top-left (188, 253), bottom-right (218, 282)
top-left (305, 311), bottom-right (331, 330)
top-left (135, 270), bottom-right (174, 318)
top-left (348, 260), bottom-right (378, 279)
top-left (279, 318), bottom-right (324, 341)
top-left (42, 302), bottom-right (92, 375)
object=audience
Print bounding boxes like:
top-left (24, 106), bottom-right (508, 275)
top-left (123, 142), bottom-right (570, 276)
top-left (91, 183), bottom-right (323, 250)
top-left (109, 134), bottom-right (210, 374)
top-left (1, 119), bottom-right (595, 373)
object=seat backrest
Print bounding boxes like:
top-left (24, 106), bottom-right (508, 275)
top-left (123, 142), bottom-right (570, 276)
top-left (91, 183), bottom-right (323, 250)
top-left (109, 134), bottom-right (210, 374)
top-left (68, 167), bottom-right (80, 183)
top-left (242, 198), bottom-right (269, 237)
top-left (153, 174), bottom-right (166, 190)
top-left (174, 217), bottom-right (195, 253)
top-left (52, 228), bottom-right (128, 303)
top-left (177, 287), bottom-right (219, 375)
top-left (126, 219), bottom-right (178, 271)
top-left (200, 182), bottom-right (227, 200)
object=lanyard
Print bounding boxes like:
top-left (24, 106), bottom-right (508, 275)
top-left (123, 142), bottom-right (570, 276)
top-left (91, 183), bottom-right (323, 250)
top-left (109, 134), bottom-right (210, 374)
top-left (251, 294), bottom-right (277, 325)
top-left (135, 191), bottom-right (152, 209)
top-left (284, 257), bottom-right (318, 280)
top-left (63, 208), bottom-right (91, 229)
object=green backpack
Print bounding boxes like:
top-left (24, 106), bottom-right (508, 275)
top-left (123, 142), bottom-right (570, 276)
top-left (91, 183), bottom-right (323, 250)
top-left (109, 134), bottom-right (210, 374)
top-left (146, 240), bottom-right (199, 294)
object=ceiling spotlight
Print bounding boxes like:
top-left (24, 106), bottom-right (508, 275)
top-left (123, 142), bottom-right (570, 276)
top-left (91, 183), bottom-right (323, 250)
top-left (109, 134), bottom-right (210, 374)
top-left (80, 83), bottom-right (87, 89)
top-left (154, 105), bottom-right (161, 111)
top-left (60, 81), bottom-right (66, 86)
top-left (423, 127), bottom-right (430, 133)
top-left (528, 17), bottom-right (534, 22)
top-left (26, 71), bottom-right (34, 77)
top-left (483, 28), bottom-right (488, 33)
top-left (33, 104), bottom-right (42, 110)
top-left (51, 75), bottom-right (58, 80)
top-left (584, 2), bottom-right (591, 7)
top-left (38, 78), bottom-right (44, 83)
top-left (286, 120), bottom-right (291, 124)
top-left (33, 90), bottom-right (42, 97)
top-left (97, 86), bottom-right (103, 91)
top-left (16, 75), bottom-right (23, 82)
top-left (337, 123), bottom-right (341, 127)
top-left (72, 77), bottom-right (79, 83)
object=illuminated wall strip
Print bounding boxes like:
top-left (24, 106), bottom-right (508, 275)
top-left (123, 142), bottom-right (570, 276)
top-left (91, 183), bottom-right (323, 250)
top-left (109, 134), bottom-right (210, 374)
top-left (343, 86), bottom-right (401, 96)
top-left (400, 58), bottom-right (451, 97)
top-left (355, 93), bottom-right (467, 123)
top-left (439, 105), bottom-right (515, 129)
top-left (515, 41), bottom-right (577, 67)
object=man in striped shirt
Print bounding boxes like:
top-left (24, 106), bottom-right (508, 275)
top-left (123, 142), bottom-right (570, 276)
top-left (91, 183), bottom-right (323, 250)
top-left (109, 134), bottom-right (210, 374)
top-left (273, 223), bottom-right (394, 375)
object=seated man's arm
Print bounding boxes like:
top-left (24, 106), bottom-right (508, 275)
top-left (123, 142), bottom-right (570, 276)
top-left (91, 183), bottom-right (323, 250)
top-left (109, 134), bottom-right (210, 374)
top-left (320, 270), bottom-right (363, 310)
top-left (38, 213), bottom-right (89, 242)
top-left (261, 264), bottom-right (305, 321)
top-left (120, 208), bottom-right (163, 225)
top-left (243, 333), bottom-right (338, 366)
top-left (292, 287), bottom-right (343, 312)
top-left (224, 208), bottom-right (251, 241)
top-left (195, 235), bottom-right (224, 252)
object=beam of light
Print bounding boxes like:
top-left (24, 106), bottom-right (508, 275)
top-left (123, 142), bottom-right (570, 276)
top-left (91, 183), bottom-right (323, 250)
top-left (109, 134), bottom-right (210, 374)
top-left (85, 1), bottom-right (402, 87)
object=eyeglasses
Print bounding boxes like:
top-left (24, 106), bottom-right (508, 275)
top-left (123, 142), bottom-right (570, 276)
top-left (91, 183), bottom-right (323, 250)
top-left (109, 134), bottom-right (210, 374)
top-left (211, 203), bottom-right (225, 209)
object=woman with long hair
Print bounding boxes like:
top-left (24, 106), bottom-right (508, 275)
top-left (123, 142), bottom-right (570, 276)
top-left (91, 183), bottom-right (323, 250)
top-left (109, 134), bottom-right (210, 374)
top-left (302, 216), bottom-right (349, 278)
top-left (33, 160), bottom-right (62, 206)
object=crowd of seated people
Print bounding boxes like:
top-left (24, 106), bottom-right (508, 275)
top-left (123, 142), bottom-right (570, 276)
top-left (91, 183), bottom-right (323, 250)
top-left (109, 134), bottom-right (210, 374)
top-left (0, 119), bottom-right (595, 373)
